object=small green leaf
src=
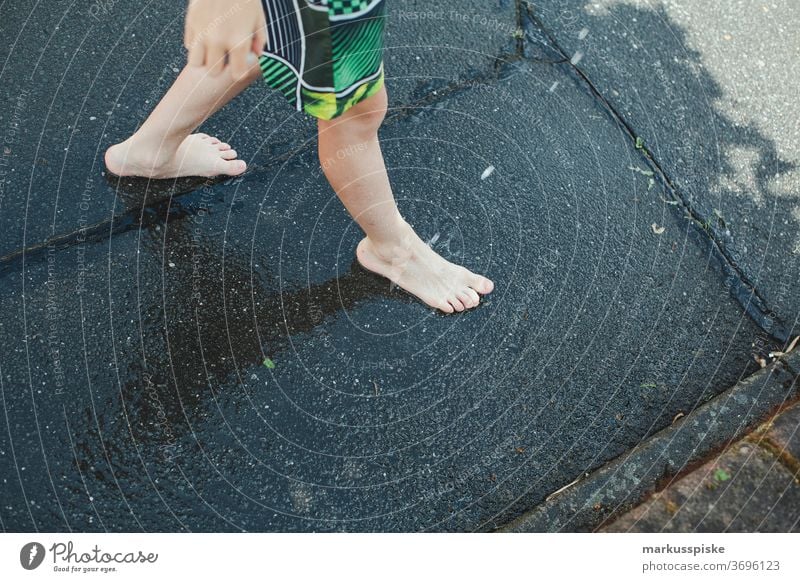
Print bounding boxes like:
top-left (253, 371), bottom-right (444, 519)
top-left (713, 468), bottom-right (731, 482)
top-left (262, 357), bottom-right (275, 369)
top-left (640, 381), bottom-right (658, 389)
top-left (648, 177), bottom-right (655, 191)
top-left (635, 136), bottom-right (645, 149)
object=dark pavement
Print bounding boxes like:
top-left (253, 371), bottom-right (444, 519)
top-left (0, 1), bottom-right (797, 532)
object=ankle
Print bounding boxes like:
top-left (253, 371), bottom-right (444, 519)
top-left (366, 215), bottom-right (418, 256)
top-left (119, 134), bottom-right (180, 169)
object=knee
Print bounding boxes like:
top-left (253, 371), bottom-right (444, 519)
top-left (351, 88), bottom-right (388, 131)
top-left (326, 86), bottom-right (388, 136)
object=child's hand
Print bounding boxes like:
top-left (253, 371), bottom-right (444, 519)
top-left (184, 0), bottom-right (267, 80)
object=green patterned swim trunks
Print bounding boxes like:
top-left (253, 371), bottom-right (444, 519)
top-left (259, 0), bottom-right (386, 120)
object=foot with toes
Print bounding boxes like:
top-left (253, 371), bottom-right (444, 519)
top-left (356, 218), bottom-right (494, 313)
top-left (104, 133), bottom-right (246, 179)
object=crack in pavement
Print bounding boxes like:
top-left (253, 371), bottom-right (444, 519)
top-left (0, 191), bottom-right (207, 275)
top-left (516, 0), bottom-right (791, 345)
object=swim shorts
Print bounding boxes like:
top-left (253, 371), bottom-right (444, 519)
top-left (259, 0), bottom-right (386, 120)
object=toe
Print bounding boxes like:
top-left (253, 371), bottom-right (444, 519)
top-left (209, 137), bottom-right (221, 144)
top-left (437, 300), bottom-right (455, 314)
top-left (463, 288), bottom-right (481, 307)
top-left (216, 159), bottom-right (247, 176)
top-left (218, 142), bottom-right (231, 151)
top-left (220, 149), bottom-right (238, 160)
top-left (448, 295), bottom-right (466, 312)
top-left (198, 133), bottom-right (210, 139)
top-left (456, 290), bottom-right (474, 308)
top-left (470, 275), bottom-right (494, 294)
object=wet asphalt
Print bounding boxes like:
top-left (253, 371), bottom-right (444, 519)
top-left (0, 1), bottom-right (796, 531)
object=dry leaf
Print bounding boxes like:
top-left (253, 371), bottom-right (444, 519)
top-left (774, 335), bottom-right (800, 358)
top-left (545, 472), bottom-right (588, 502)
top-left (651, 223), bottom-right (666, 235)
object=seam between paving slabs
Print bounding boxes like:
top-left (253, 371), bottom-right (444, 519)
top-left (744, 422), bottom-right (800, 484)
top-left (518, 0), bottom-right (791, 344)
top-left (486, 0), bottom-right (799, 532)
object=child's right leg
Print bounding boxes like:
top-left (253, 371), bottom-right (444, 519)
top-left (318, 86), bottom-right (494, 313)
top-left (104, 59), bottom-right (261, 179)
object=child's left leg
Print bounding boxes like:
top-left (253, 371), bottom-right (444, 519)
top-left (104, 59), bottom-right (262, 179)
top-left (317, 86), bottom-right (494, 313)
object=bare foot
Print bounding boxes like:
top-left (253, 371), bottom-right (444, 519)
top-left (356, 219), bottom-right (494, 313)
top-left (104, 133), bottom-right (247, 179)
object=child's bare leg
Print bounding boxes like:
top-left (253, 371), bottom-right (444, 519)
top-left (105, 61), bottom-right (261, 178)
top-left (317, 86), bottom-right (494, 313)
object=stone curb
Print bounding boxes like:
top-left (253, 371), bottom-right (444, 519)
top-left (496, 351), bottom-right (800, 532)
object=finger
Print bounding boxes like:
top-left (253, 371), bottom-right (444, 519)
top-left (252, 25), bottom-right (267, 54)
top-left (184, 24), bottom-right (194, 51)
top-left (187, 41), bottom-right (206, 68)
top-left (228, 43), bottom-right (251, 81)
top-left (206, 41), bottom-right (227, 76)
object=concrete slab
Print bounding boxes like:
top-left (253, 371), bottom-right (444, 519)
top-left (0, 57), bottom-right (769, 531)
top-left (530, 0), bottom-right (800, 330)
